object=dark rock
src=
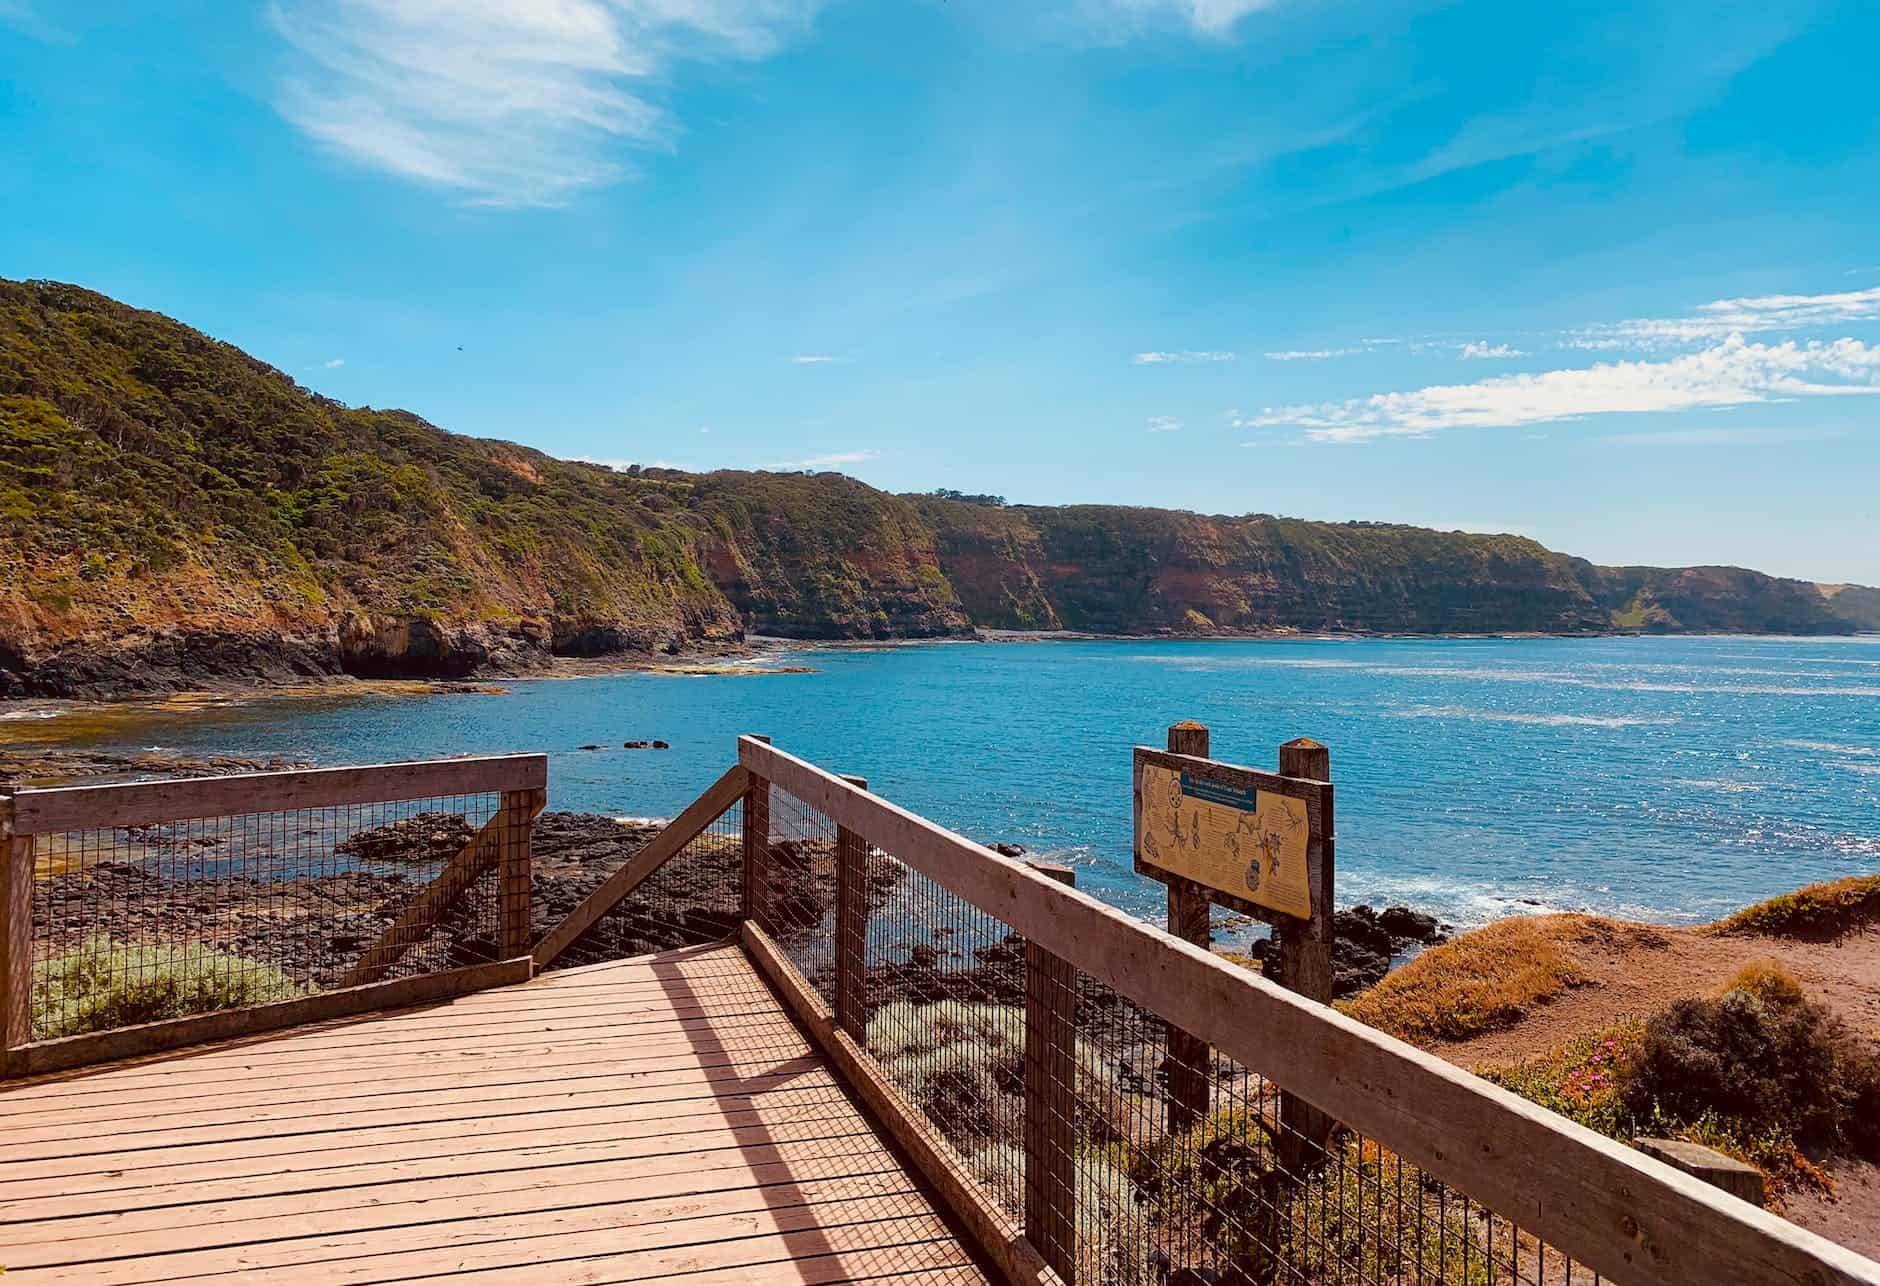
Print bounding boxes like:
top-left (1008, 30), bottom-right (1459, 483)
top-left (991, 842), bottom-right (1027, 858)
top-left (578, 743), bottom-right (606, 751)
top-left (623, 740), bottom-right (650, 749)
top-left (651, 740), bottom-right (669, 749)
top-left (1379, 904), bottom-right (1444, 943)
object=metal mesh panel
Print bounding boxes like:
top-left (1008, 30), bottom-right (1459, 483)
top-left (27, 792), bottom-right (509, 1042)
top-left (762, 778), bottom-right (1605, 1286)
top-left (539, 800), bottom-right (745, 971)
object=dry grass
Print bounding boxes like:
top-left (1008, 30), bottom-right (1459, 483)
top-left (1711, 874), bottom-right (1880, 941)
top-left (1340, 914), bottom-right (1629, 1043)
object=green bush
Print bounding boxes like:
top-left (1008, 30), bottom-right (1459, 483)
top-left (33, 940), bottom-right (304, 1040)
top-left (1621, 980), bottom-right (1880, 1163)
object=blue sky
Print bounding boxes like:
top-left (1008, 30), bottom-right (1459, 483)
top-left (3, 1), bottom-right (1877, 583)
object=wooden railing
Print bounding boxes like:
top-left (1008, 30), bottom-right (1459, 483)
top-left (1, 754), bottom-right (545, 1079)
top-left (733, 735), bottom-right (1880, 1286)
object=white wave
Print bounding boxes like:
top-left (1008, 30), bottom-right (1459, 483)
top-left (1778, 739), bottom-right (1877, 757)
top-left (1390, 705), bottom-right (1678, 728)
top-left (1836, 761), bottom-right (1880, 777)
top-left (1671, 778), bottom-right (1766, 794)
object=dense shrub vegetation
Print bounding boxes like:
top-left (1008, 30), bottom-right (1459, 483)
top-left (32, 940), bottom-right (303, 1040)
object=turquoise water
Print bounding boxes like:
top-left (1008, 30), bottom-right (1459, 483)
top-left (10, 635), bottom-right (1879, 930)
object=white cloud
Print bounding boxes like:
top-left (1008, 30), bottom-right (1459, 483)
top-left (790, 354), bottom-right (843, 364)
top-left (1134, 350), bottom-right (1237, 364)
top-left (1458, 341), bottom-right (1526, 360)
top-left (769, 449), bottom-right (880, 470)
top-left (1147, 416), bottom-right (1182, 433)
top-left (1071, 0), bottom-right (1279, 37)
top-left (271, 0), bottom-right (820, 207)
top-left (1245, 335), bottom-right (1880, 442)
top-left (323, 357), bottom-right (346, 368)
top-left (1264, 348), bottom-right (1359, 362)
top-left (1567, 286), bottom-right (1880, 350)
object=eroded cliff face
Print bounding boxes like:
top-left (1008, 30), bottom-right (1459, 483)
top-left (0, 278), bottom-right (1871, 698)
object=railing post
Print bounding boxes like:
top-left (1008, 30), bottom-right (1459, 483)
top-left (1163, 721), bottom-right (1214, 1135)
top-left (741, 735), bottom-right (772, 934)
top-left (834, 775), bottom-right (868, 1039)
top-left (1276, 737), bottom-right (1336, 1171)
top-left (1023, 859), bottom-right (1078, 1285)
top-left (498, 788), bottom-right (544, 961)
top-left (1, 795), bottom-right (32, 1066)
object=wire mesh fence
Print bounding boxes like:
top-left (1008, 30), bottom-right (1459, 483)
top-left (538, 799), bottom-right (745, 972)
top-left (757, 776), bottom-right (1605, 1286)
top-left (21, 791), bottom-right (519, 1043)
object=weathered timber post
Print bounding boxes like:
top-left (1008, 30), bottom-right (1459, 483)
top-left (741, 735), bottom-right (772, 934)
top-left (1276, 737), bottom-right (1335, 1172)
top-left (498, 787), bottom-right (546, 961)
top-left (1164, 721), bottom-right (1214, 1135)
top-left (1, 795), bottom-right (31, 1068)
top-left (833, 775), bottom-right (868, 1039)
top-left (1023, 858), bottom-right (1078, 1286)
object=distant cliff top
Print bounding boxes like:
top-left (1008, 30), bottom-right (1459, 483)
top-left (1, 279), bottom-right (1872, 696)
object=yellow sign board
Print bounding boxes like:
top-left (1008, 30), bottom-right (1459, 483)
top-left (1136, 763), bottom-right (1312, 920)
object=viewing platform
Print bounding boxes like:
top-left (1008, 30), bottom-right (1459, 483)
top-left (3, 736), bottom-right (1877, 1285)
top-left (1, 944), bottom-right (985, 1283)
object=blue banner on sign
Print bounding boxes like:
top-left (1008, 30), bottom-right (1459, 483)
top-left (1180, 773), bottom-right (1258, 812)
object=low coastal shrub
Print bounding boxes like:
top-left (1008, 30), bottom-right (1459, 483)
top-left (1339, 913), bottom-right (1605, 1042)
top-left (32, 939), bottom-right (304, 1040)
top-left (1625, 973), bottom-right (1880, 1161)
top-left (1486, 968), bottom-right (1880, 1204)
top-left (1711, 874), bottom-right (1880, 940)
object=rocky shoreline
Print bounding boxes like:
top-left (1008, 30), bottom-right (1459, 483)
top-left (0, 625), bottom-right (789, 702)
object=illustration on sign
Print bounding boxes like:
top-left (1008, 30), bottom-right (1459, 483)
top-left (1137, 763), bottom-right (1312, 919)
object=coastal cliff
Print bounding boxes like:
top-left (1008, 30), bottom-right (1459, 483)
top-left (2, 279), bottom-right (1872, 696)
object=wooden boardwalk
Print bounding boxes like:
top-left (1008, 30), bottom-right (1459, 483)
top-left (0, 944), bottom-right (991, 1285)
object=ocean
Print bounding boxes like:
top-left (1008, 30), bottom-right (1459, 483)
top-left (7, 634), bottom-right (1878, 932)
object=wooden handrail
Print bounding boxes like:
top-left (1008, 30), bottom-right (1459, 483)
top-left (532, 766), bottom-right (751, 968)
top-left (738, 735), bottom-right (1880, 1286)
top-left (7, 754), bottom-right (550, 835)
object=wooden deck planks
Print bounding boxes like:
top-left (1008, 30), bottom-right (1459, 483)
top-left (0, 945), bottom-right (989, 1286)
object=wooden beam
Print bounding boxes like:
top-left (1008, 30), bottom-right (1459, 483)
top-left (738, 735), bottom-right (1880, 1286)
top-left (834, 775), bottom-right (869, 1040)
top-left (741, 921), bottom-right (1059, 1286)
top-left (342, 810), bottom-right (508, 989)
top-left (1023, 861), bottom-right (1077, 1285)
top-left (2, 799), bottom-right (30, 1054)
top-left (7, 754), bottom-right (549, 836)
top-left (1274, 736), bottom-right (1335, 1171)
top-left (499, 788), bottom-right (546, 960)
top-left (531, 765), bottom-right (749, 968)
top-left (742, 736), bottom-right (772, 931)
top-left (1162, 722), bottom-right (1213, 1137)
top-left (3, 957), bottom-right (534, 1081)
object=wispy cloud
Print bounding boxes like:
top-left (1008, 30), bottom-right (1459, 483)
top-left (790, 354), bottom-right (843, 365)
top-left (270, 0), bottom-right (821, 208)
top-left (323, 357), bottom-right (346, 369)
top-left (1567, 286), bottom-right (1880, 350)
top-left (1147, 416), bottom-right (1182, 433)
top-left (1458, 341), bottom-right (1526, 360)
top-left (1065, 0), bottom-right (1280, 38)
top-left (769, 449), bottom-right (880, 471)
top-left (1245, 335), bottom-right (1880, 442)
top-left (1264, 348), bottom-right (1359, 362)
top-left (1134, 350), bottom-right (1237, 365)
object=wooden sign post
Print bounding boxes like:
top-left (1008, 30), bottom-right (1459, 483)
top-left (1133, 722), bottom-right (1336, 1160)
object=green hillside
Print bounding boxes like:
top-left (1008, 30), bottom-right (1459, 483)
top-left (1, 279), bottom-right (1870, 696)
